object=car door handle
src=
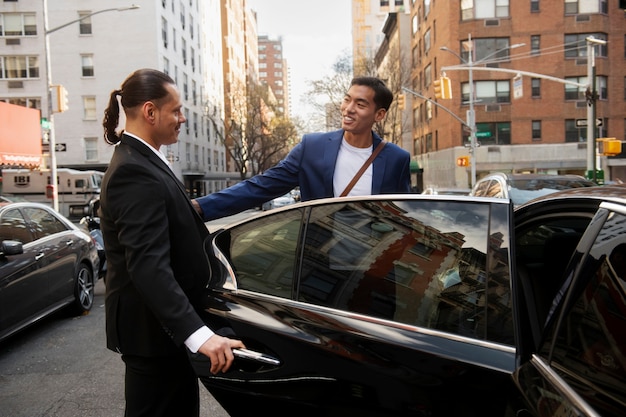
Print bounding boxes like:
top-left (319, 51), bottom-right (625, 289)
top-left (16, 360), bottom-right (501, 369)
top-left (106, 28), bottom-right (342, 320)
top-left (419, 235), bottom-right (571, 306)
top-left (233, 348), bottom-right (281, 366)
top-left (35, 252), bottom-right (45, 261)
top-left (65, 239), bottom-right (74, 246)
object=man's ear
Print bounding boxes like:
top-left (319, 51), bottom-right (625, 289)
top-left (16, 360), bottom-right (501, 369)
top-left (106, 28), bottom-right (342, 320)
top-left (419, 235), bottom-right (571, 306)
top-left (142, 101), bottom-right (156, 123)
top-left (374, 108), bottom-right (387, 122)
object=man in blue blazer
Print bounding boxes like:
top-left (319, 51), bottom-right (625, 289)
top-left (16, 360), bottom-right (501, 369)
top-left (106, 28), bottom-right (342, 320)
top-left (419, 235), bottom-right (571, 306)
top-left (194, 76), bottom-right (411, 221)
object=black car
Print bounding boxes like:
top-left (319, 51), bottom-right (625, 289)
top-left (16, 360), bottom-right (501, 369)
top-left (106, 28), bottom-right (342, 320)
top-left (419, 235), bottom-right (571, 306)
top-left (191, 187), bottom-right (626, 416)
top-left (0, 202), bottom-right (100, 342)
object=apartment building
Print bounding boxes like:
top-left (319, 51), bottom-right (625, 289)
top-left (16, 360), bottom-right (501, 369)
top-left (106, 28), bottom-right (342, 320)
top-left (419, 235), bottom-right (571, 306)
top-left (0, 0), bottom-right (229, 196)
top-left (408, 0), bottom-right (626, 189)
top-left (352, 0), bottom-right (412, 73)
top-left (258, 35), bottom-right (290, 118)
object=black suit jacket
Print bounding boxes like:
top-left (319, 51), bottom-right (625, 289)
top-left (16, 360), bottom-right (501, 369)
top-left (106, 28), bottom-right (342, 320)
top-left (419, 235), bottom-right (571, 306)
top-left (100, 135), bottom-right (210, 357)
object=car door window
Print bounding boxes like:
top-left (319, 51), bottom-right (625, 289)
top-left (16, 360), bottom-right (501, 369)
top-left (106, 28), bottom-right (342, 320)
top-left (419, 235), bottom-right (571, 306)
top-left (543, 210), bottom-right (626, 414)
top-left (299, 200), bottom-right (514, 344)
top-left (221, 208), bottom-right (303, 298)
top-left (0, 209), bottom-right (34, 244)
top-left (24, 208), bottom-right (68, 239)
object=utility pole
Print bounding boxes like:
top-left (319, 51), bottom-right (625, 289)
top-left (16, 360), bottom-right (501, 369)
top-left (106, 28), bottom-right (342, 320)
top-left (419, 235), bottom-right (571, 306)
top-left (586, 36), bottom-right (606, 184)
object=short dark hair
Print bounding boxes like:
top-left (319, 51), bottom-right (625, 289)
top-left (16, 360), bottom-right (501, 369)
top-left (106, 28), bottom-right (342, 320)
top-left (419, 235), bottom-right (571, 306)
top-left (102, 68), bottom-right (175, 144)
top-left (350, 76), bottom-right (393, 111)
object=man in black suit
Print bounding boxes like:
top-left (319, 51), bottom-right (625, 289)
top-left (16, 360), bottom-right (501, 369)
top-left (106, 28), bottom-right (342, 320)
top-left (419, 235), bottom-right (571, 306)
top-left (100, 68), bottom-right (244, 417)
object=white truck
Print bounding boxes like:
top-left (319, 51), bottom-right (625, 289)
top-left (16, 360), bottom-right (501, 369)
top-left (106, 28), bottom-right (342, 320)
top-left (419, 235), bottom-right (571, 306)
top-left (1, 168), bottom-right (104, 220)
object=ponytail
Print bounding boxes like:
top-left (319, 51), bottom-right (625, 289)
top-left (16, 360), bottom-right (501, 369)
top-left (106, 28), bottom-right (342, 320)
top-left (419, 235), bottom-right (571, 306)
top-left (103, 89), bottom-right (122, 144)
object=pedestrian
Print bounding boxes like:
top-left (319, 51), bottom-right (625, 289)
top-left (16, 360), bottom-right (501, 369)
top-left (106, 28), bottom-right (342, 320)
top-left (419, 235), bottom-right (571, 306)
top-left (100, 68), bottom-right (245, 417)
top-left (192, 76), bottom-right (411, 221)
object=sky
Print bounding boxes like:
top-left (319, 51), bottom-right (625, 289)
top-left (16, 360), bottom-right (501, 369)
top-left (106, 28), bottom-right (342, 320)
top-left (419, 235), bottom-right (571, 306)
top-left (247, 0), bottom-right (352, 122)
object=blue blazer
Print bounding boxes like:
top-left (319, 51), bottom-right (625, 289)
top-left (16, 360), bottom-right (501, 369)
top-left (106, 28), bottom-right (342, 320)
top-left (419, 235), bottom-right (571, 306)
top-left (197, 129), bottom-right (411, 221)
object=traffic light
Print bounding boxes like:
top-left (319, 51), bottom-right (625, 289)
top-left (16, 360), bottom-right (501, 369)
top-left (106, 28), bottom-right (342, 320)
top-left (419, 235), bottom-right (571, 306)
top-left (597, 138), bottom-right (622, 156)
top-left (52, 84), bottom-right (69, 113)
top-left (456, 156), bottom-right (470, 167)
top-left (397, 93), bottom-right (405, 110)
top-left (433, 76), bottom-right (452, 99)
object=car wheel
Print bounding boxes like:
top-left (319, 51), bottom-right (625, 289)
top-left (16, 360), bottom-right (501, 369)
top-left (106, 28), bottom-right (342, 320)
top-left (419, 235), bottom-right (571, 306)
top-left (71, 263), bottom-right (95, 314)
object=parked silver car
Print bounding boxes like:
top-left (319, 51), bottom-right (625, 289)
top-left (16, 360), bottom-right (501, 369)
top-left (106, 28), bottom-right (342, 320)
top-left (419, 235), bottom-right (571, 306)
top-left (470, 172), bottom-right (595, 206)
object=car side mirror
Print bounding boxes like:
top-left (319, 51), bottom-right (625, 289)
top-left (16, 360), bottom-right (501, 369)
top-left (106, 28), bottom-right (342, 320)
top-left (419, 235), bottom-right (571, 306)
top-left (1, 240), bottom-right (24, 257)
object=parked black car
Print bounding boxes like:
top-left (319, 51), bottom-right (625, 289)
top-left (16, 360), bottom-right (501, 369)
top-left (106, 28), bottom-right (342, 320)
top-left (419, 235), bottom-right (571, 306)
top-left (189, 186), bottom-right (626, 416)
top-left (0, 202), bottom-right (100, 342)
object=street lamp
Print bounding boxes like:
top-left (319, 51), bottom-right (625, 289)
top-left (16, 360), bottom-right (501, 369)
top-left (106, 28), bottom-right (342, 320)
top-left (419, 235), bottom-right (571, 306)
top-left (42, 2), bottom-right (140, 212)
top-left (585, 36), bottom-right (607, 184)
top-left (440, 35), bottom-right (524, 187)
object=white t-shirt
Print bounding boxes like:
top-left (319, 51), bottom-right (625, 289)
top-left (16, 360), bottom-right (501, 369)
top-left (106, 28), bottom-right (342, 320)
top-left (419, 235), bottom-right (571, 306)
top-left (333, 138), bottom-right (373, 197)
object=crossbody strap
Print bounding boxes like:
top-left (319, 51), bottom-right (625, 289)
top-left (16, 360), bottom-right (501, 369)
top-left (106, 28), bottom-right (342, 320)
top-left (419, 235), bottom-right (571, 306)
top-left (340, 141), bottom-right (386, 197)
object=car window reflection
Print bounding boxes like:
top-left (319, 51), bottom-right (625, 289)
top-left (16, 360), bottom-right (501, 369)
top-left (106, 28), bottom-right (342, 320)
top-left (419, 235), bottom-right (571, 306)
top-left (299, 200), bottom-right (513, 344)
top-left (0, 208), bottom-right (33, 244)
top-left (223, 209), bottom-right (303, 298)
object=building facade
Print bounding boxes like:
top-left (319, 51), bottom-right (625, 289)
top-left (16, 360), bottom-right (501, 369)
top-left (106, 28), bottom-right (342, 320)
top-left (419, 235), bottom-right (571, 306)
top-left (0, 0), bottom-right (230, 196)
top-left (408, 0), bottom-right (626, 189)
top-left (258, 35), bottom-right (290, 118)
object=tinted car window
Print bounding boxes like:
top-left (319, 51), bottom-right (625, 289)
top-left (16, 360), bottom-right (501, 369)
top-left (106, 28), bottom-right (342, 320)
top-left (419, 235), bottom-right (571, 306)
top-left (298, 200), bottom-right (513, 344)
top-left (0, 208), bottom-right (33, 244)
top-left (225, 208), bottom-right (303, 298)
top-left (546, 210), bottom-right (626, 414)
top-left (24, 207), bottom-right (68, 239)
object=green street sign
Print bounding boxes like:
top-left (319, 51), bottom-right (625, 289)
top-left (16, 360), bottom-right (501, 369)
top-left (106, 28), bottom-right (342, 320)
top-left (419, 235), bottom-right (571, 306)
top-left (475, 131), bottom-right (491, 138)
top-left (41, 118), bottom-right (50, 129)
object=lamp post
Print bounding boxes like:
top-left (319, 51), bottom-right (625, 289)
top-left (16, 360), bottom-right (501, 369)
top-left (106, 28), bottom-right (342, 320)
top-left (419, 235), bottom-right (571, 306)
top-left (585, 36), bottom-right (606, 184)
top-left (42, 1), bottom-right (139, 212)
top-left (440, 35), bottom-right (524, 187)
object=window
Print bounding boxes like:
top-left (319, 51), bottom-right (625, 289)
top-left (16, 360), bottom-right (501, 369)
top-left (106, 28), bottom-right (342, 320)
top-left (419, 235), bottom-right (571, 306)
top-left (81, 54), bottom-right (94, 77)
top-left (564, 33), bottom-right (608, 58)
top-left (0, 13), bottom-right (37, 36)
top-left (465, 37), bottom-right (511, 62)
top-left (546, 211), bottom-right (626, 412)
top-left (24, 208), bottom-right (67, 239)
top-left (424, 29), bottom-right (431, 54)
top-left (531, 78), bottom-right (541, 97)
top-left (564, 0), bottom-right (606, 14)
top-left (424, 64), bottom-right (432, 87)
top-left (565, 76), bottom-right (607, 100)
top-left (0, 56), bottom-right (39, 79)
top-left (462, 80), bottom-right (510, 104)
top-left (83, 96), bottom-right (96, 120)
top-left (84, 137), bottom-right (98, 160)
top-left (565, 119), bottom-right (585, 142)
top-left (78, 12), bottom-right (92, 35)
top-left (464, 122), bottom-right (511, 145)
top-left (0, 209), bottom-right (33, 244)
top-left (530, 0), bottom-right (539, 12)
top-left (162, 18), bottom-right (168, 48)
top-left (223, 199), bottom-right (512, 344)
top-left (531, 35), bottom-right (540, 56)
top-left (461, 0), bottom-right (510, 20)
top-left (532, 120), bottom-right (541, 140)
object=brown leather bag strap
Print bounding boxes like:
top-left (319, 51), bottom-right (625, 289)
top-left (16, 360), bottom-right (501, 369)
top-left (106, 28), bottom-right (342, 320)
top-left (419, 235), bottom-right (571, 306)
top-left (340, 141), bottom-right (386, 197)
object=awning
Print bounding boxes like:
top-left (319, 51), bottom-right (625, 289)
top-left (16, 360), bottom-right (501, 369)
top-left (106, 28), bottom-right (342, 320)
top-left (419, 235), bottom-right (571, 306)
top-left (410, 159), bottom-right (422, 173)
top-left (0, 102), bottom-right (42, 168)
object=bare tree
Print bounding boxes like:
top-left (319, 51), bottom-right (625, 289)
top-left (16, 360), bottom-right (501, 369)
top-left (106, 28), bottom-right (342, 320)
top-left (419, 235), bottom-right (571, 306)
top-left (304, 53), bottom-right (353, 130)
top-left (217, 82), bottom-right (299, 180)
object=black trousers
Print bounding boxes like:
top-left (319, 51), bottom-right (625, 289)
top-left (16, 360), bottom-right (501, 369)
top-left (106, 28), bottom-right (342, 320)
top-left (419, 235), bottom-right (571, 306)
top-left (122, 349), bottom-right (199, 417)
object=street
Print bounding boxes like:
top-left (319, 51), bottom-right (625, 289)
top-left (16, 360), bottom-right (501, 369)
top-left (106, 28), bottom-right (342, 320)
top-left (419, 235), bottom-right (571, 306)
top-left (0, 279), bottom-right (229, 417)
